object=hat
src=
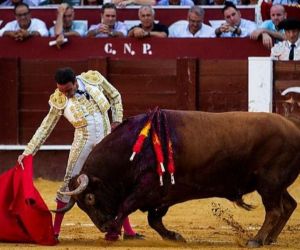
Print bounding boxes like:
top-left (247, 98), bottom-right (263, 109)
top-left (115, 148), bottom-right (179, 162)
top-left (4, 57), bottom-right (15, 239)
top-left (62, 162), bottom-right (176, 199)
top-left (278, 19), bottom-right (300, 31)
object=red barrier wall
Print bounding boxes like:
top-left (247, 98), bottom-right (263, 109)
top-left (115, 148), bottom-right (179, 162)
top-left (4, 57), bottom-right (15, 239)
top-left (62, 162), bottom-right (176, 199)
top-left (0, 37), bottom-right (269, 59)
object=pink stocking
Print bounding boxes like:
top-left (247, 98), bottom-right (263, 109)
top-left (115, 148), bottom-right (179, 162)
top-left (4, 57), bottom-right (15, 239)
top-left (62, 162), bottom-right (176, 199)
top-left (53, 200), bottom-right (67, 236)
top-left (122, 216), bottom-right (136, 235)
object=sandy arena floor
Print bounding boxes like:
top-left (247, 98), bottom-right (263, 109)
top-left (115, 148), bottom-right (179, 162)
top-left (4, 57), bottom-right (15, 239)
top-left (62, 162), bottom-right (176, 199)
top-left (1, 177), bottom-right (300, 250)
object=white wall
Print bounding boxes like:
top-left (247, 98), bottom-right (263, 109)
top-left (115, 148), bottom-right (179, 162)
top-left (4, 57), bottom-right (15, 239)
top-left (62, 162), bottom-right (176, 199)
top-left (248, 57), bottom-right (273, 112)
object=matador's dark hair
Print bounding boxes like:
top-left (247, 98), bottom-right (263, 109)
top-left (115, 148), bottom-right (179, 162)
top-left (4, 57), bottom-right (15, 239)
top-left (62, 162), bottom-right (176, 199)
top-left (54, 67), bottom-right (76, 85)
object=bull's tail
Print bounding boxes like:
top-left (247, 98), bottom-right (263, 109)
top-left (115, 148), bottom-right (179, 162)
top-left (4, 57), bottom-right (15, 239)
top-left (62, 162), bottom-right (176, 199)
top-left (235, 198), bottom-right (255, 211)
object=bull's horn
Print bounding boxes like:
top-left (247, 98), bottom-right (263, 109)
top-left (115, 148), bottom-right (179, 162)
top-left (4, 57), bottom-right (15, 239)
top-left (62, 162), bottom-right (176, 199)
top-left (281, 87), bottom-right (300, 96)
top-left (51, 198), bottom-right (76, 213)
top-left (59, 174), bottom-right (89, 196)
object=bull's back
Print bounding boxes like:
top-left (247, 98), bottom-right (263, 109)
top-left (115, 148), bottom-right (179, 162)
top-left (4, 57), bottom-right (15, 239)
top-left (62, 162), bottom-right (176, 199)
top-left (164, 110), bottom-right (300, 172)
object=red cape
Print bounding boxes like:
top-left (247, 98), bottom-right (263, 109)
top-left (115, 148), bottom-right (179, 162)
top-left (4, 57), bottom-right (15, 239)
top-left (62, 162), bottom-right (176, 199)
top-left (0, 155), bottom-right (57, 245)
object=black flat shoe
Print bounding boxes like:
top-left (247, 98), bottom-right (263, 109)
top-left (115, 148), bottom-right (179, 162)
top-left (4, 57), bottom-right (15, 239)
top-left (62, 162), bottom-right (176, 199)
top-left (54, 234), bottom-right (59, 243)
top-left (123, 233), bottom-right (145, 240)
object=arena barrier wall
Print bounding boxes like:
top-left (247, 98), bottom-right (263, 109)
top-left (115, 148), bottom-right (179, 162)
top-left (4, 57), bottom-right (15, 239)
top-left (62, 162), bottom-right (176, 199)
top-left (0, 37), bottom-right (297, 180)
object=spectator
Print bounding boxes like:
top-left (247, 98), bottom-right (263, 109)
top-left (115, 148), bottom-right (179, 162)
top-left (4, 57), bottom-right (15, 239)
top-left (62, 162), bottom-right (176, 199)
top-left (39, 0), bottom-right (79, 6)
top-left (240, 0), bottom-right (257, 4)
top-left (272, 0), bottom-right (299, 5)
top-left (209, 0), bottom-right (240, 5)
top-left (128, 5), bottom-right (168, 38)
top-left (111, 0), bottom-right (155, 8)
top-left (250, 4), bottom-right (286, 49)
top-left (168, 6), bottom-right (215, 38)
top-left (0, 3), bottom-right (48, 40)
top-left (214, 1), bottom-right (256, 37)
top-left (271, 19), bottom-right (300, 60)
top-left (49, 4), bottom-right (87, 47)
top-left (0, 0), bottom-right (40, 6)
top-left (82, 0), bottom-right (102, 4)
top-left (87, 3), bottom-right (127, 38)
top-left (157, 0), bottom-right (194, 6)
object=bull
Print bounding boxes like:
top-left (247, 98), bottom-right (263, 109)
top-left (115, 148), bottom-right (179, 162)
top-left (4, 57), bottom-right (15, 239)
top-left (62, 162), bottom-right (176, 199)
top-left (58, 109), bottom-right (300, 247)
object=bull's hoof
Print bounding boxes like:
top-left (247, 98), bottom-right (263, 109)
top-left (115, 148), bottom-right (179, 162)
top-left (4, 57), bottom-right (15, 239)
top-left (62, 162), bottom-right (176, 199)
top-left (247, 239), bottom-right (262, 248)
top-left (174, 232), bottom-right (186, 242)
top-left (164, 232), bottom-right (186, 242)
top-left (123, 233), bottom-right (145, 240)
top-left (264, 237), bottom-right (276, 245)
top-left (105, 232), bottom-right (119, 241)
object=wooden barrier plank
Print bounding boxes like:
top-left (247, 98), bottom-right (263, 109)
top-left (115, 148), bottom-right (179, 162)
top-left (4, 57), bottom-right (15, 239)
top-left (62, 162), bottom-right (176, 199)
top-left (0, 58), bottom-right (19, 144)
top-left (111, 76), bottom-right (177, 90)
top-left (274, 61), bottom-right (300, 116)
top-left (88, 57), bottom-right (108, 77)
top-left (199, 76), bottom-right (248, 92)
top-left (274, 61), bottom-right (300, 81)
top-left (176, 58), bottom-right (197, 110)
top-left (0, 150), bottom-right (69, 180)
top-left (108, 59), bottom-right (176, 74)
top-left (199, 60), bottom-right (248, 76)
top-left (198, 60), bottom-right (248, 112)
top-left (21, 116), bottom-right (73, 144)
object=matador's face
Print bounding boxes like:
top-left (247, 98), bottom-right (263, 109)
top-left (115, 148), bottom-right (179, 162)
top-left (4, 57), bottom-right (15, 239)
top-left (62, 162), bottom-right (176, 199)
top-left (57, 81), bottom-right (78, 98)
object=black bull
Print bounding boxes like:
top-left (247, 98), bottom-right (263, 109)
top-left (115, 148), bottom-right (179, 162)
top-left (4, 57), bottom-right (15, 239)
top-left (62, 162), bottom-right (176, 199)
top-left (61, 110), bottom-right (300, 247)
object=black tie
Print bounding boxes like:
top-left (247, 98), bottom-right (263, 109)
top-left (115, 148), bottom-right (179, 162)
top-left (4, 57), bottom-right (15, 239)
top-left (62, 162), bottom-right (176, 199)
top-left (289, 44), bottom-right (296, 60)
top-left (76, 90), bottom-right (90, 100)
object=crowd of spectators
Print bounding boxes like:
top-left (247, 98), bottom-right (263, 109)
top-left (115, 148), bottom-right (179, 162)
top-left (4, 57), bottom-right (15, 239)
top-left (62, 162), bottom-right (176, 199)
top-left (0, 1), bottom-right (299, 60)
top-left (0, 0), bottom-right (257, 6)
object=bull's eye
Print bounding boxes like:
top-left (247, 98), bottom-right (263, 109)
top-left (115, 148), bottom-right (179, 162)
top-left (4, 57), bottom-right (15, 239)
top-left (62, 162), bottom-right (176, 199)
top-left (85, 193), bottom-right (95, 206)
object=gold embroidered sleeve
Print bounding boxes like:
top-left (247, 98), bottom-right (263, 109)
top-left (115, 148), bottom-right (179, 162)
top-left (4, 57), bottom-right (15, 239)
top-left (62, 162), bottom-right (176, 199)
top-left (23, 106), bottom-right (62, 156)
top-left (101, 77), bottom-right (123, 123)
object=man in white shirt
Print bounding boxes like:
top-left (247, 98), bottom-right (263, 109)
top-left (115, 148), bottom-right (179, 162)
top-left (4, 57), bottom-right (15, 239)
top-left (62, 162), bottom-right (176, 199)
top-left (0, 3), bottom-right (48, 40)
top-left (49, 4), bottom-right (87, 47)
top-left (128, 5), bottom-right (168, 38)
top-left (87, 3), bottom-right (127, 38)
top-left (169, 6), bottom-right (215, 38)
top-left (215, 1), bottom-right (257, 38)
top-left (0, 0), bottom-right (39, 6)
top-left (271, 19), bottom-right (300, 61)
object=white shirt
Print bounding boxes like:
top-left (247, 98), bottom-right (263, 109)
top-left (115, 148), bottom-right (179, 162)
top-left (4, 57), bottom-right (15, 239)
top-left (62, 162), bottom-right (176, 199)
top-left (219, 18), bottom-right (257, 38)
top-left (0, 18), bottom-right (49, 37)
top-left (169, 20), bottom-right (215, 38)
top-left (88, 21), bottom-right (127, 37)
top-left (271, 38), bottom-right (300, 61)
top-left (0, 0), bottom-right (40, 5)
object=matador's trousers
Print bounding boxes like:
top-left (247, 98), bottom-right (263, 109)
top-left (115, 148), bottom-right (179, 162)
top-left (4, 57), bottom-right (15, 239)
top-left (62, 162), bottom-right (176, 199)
top-left (56, 112), bottom-right (110, 203)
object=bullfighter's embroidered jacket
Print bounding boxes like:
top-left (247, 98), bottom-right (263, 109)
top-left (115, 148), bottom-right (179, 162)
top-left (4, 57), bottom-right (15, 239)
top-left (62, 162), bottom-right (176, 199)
top-left (23, 70), bottom-right (123, 156)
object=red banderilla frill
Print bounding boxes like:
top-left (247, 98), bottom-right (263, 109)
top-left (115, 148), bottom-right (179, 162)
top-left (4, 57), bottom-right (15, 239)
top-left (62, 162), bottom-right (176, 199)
top-left (167, 138), bottom-right (175, 185)
top-left (130, 107), bottom-right (176, 186)
top-left (163, 111), bottom-right (175, 185)
top-left (130, 121), bottom-right (151, 161)
top-left (152, 129), bottom-right (165, 186)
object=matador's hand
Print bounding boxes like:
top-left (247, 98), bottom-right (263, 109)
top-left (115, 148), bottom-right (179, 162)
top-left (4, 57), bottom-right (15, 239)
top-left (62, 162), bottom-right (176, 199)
top-left (17, 154), bottom-right (25, 170)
